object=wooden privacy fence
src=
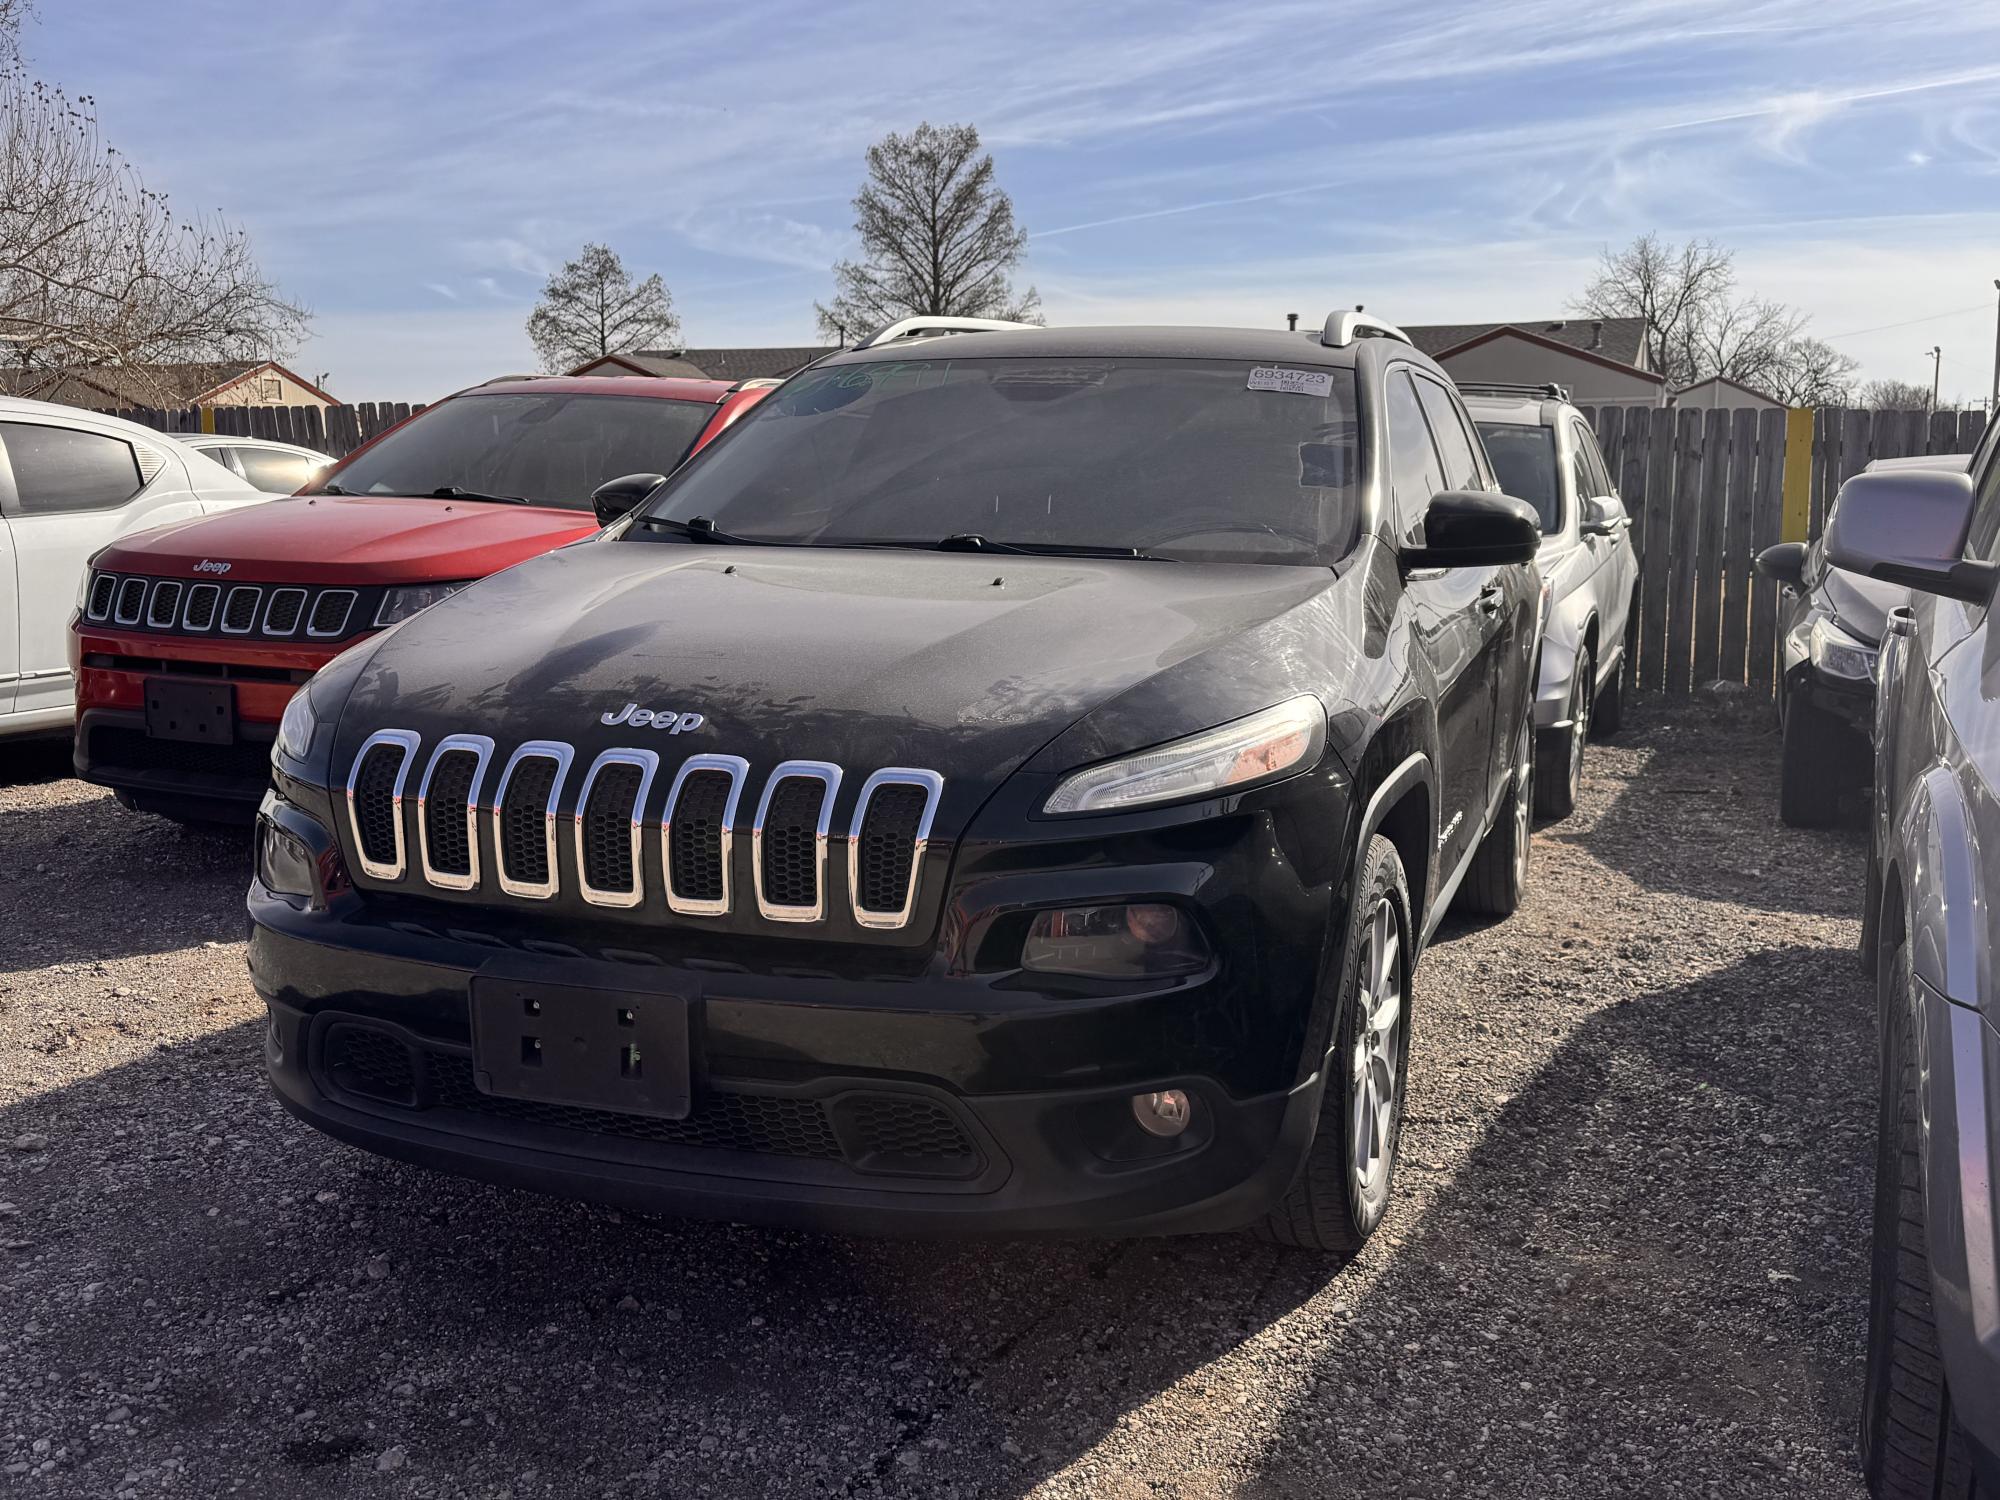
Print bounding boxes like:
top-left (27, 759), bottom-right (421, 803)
top-left (90, 401), bottom-right (423, 458)
top-left (1575, 404), bottom-right (1989, 698)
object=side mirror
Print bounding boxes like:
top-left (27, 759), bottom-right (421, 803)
top-left (1754, 541), bottom-right (1807, 588)
top-left (1825, 469), bottom-right (1997, 605)
top-left (591, 472), bottom-right (667, 527)
top-left (1579, 495), bottom-right (1623, 536)
top-left (1403, 490), bottom-right (1541, 569)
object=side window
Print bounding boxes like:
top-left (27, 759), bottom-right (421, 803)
top-left (1574, 420), bottom-right (1614, 498)
top-left (1568, 443), bottom-right (1594, 514)
top-left (0, 421), bottom-right (144, 515)
top-left (1384, 370), bottom-right (1446, 543)
top-left (1970, 435), bottom-right (2000, 561)
top-left (235, 448), bottom-right (317, 494)
top-left (1413, 376), bottom-right (1485, 491)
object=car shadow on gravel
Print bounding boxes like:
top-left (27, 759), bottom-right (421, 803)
top-left (0, 736), bottom-right (77, 788)
top-left (1236, 939), bottom-right (1876, 1498)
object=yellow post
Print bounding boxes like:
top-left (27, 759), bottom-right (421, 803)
top-left (1781, 407), bottom-right (1814, 542)
top-left (198, 405), bottom-right (216, 435)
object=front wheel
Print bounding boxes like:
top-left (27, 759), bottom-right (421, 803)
top-left (1592, 643), bottom-right (1625, 737)
top-left (1462, 715), bottom-right (1533, 916)
top-left (1257, 834), bottom-right (1412, 1255)
top-left (1534, 650), bottom-right (1592, 821)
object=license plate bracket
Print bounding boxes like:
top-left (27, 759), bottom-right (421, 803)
top-left (144, 677), bottom-right (235, 745)
top-left (469, 975), bottom-right (691, 1120)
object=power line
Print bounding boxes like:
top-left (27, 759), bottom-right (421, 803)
top-left (1823, 301), bottom-right (1994, 342)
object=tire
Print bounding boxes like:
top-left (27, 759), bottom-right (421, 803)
top-left (1779, 693), bottom-right (1846, 829)
top-left (1462, 715), bottom-right (1533, 916)
top-left (1592, 642), bottom-right (1625, 737)
top-left (1534, 650), bottom-right (1591, 821)
top-left (1859, 940), bottom-right (1982, 1500)
top-left (1257, 834), bottom-right (1412, 1255)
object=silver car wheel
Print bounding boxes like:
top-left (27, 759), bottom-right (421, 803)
top-left (1350, 896), bottom-right (1405, 1199)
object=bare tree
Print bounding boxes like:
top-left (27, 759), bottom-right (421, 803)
top-left (816, 122), bottom-right (1040, 344)
top-left (526, 243), bottom-right (679, 372)
top-left (1573, 234), bottom-right (1735, 387)
top-left (1857, 378), bottom-right (1935, 411)
top-left (0, 72), bottom-right (309, 402)
top-left (0, 0), bottom-right (31, 66)
top-left (1764, 337), bottom-right (1858, 406)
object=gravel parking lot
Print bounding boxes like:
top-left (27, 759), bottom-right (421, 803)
top-left (1, 701), bottom-right (1876, 1499)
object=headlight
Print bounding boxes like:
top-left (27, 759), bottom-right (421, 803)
top-left (275, 683), bottom-right (317, 762)
top-left (1042, 695), bottom-right (1325, 815)
top-left (374, 581), bottom-right (469, 628)
top-left (1809, 616), bottom-right (1877, 683)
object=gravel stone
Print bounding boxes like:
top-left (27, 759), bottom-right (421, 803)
top-left (0, 706), bottom-right (1873, 1496)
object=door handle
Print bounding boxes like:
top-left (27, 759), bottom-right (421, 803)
top-left (1477, 582), bottom-right (1504, 615)
top-left (1886, 606), bottom-right (1914, 639)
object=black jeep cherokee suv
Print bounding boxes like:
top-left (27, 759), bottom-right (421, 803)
top-left (248, 315), bottom-right (1542, 1251)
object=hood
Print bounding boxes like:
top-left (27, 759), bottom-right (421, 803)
top-left (331, 539), bottom-right (1335, 813)
top-left (1822, 564), bottom-right (1907, 646)
top-left (92, 494), bottom-right (599, 584)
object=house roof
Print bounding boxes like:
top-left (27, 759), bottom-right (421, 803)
top-left (573, 346), bottom-right (837, 383)
top-left (1425, 323), bottom-right (1666, 385)
top-left (0, 359), bottom-right (335, 409)
top-left (1674, 373), bottom-right (1783, 406)
top-left (1402, 316), bottom-right (1649, 370)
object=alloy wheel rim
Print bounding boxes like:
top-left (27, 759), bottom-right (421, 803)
top-left (1513, 725), bottom-right (1532, 882)
top-left (1350, 896), bottom-right (1404, 1197)
top-left (1568, 667), bottom-right (1591, 799)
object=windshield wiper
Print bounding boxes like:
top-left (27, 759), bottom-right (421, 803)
top-left (931, 533), bottom-right (1175, 561)
top-left (633, 514), bottom-right (781, 546)
top-left (429, 485), bottom-right (531, 505)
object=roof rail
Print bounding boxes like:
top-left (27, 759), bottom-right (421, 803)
top-left (1455, 380), bottom-right (1572, 403)
top-left (853, 315), bottom-right (1039, 350)
top-left (1317, 310), bottom-right (1411, 349)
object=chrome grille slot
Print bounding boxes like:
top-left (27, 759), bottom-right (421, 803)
top-left (86, 573), bottom-right (116, 620)
top-left (307, 589), bottom-right (356, 638)
top-left (753, 761), bottom-right (841, 923)
top-left (492, 742), bottom-right (573, 900)
top-left (114, 578), bottom-right (148, 625)
top-left (182, 583), bottom-right (221, 630)
top-left (146, 581), bottom-right (183, 628)
top-left (662, 755), bottom-right (747, 917)
top-left (574, 749), bottom-right (658, 909)
top-left (262, 587), bottom-right (307, 636)
top-left (344, 730), bottom-right (420, 881)
top-left (221, 586), bottom-right (262, 633)
top-left (849, 769), bottom-right (943, 929)
top-left (416, 735), bottom-right (492, 891)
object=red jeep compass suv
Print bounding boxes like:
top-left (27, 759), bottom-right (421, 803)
top-left (71, 374), bottom-right (770, 824)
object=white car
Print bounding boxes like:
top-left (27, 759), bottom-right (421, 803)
top-left (1463, 383), bottom-right (1638, 819)
top-left (172, 434), bottom-right (331, 495)
top-left (0, 397), bottom-right (264, 739)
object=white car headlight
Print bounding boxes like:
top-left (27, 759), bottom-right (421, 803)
top-left (374, 581), bottom-right (468, 628)
top-left (1042, 696), bottom-right (1326, 816)
top-left (275, 683), bottom-right (317, 763)
top-left (1809, 616), bottom-right (1877, 683)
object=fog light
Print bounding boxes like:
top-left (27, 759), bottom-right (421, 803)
top-left (1131, 1089), bottom-right (1192, 1138)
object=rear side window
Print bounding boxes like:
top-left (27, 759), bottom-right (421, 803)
top-left (1385, 372), bottom-right (1446, 545)
top-left (1413, 377), bottom-right (1485, 492)
top-left (235, 448), bottom-right (319, 494)
top-left (0, 421), bottom-right (145, 515)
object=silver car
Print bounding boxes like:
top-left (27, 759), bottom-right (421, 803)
top-left (1464, 384), bottom-right (1638, 818)
top-left (1828, 416), bottom-right (2000, 1495)
top-left (172, 434), bottom-right (331, 495)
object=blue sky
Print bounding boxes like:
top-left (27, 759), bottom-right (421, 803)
top-left (23, 1), bottom-right (2000, 403)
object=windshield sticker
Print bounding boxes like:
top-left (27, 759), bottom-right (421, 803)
top-left (1248, 366), bottom-right (1334, 398)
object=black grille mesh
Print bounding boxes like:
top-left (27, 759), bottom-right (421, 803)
top-left (580, 762), bottom-right (643, 894)
top-left (352, 743), bottom-right (407, 868)
top-left (761, 776), bottom-right (825, 909)
top-left (308, 590), bottom-right (354, 635)
top-left (324, 1024), bottom-right (416, 1106)
top-left (116, 578), bottom-right (147, 621)
top-left (146, 581), bottom-right (182, 627)
top-left (88, 573), bottom-right (116, 617)
top-left (183, 584), bottom-right (220, 630)
top-left (222, 587), bottom-right (261, 631)
top-left (422, 750), bottom-right (478, 877)
top-left (841, 1095), bottom-right (978, 1169)
top-left (668, 769), bottom-right (732, 904)
top-left (499, 757), bottom-right (560, 887)
top-left (856, 784), bottom-right (927, 914)
top-left (89, 726), bottom-right (274, 782)
top-left (265, 589), bottom-right (306, 634)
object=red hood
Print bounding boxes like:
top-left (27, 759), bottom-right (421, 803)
top-left (91, 495), bottom-right (601, 584)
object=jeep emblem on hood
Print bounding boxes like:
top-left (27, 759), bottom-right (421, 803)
top-left (193, 559), bottom-right (232, 575)
top-left (600, 702), bottom-right (705, 734)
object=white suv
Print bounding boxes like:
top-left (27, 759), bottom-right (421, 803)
top-left (0, 396), bottom-right (263, 739)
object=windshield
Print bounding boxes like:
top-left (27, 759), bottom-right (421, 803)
top-left (317, 392), bottom-right (714, 511)
top-left (632, 357), bottom-right (1360, 564)
top-left (1474, 422), bottom-right (1560, 532)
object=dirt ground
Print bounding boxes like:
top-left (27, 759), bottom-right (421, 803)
top-left (0, 696), bottom-right (1876, 1499)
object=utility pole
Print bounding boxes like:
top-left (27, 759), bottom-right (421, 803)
top-left (1927, 346), bottom-right (1942, 412)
